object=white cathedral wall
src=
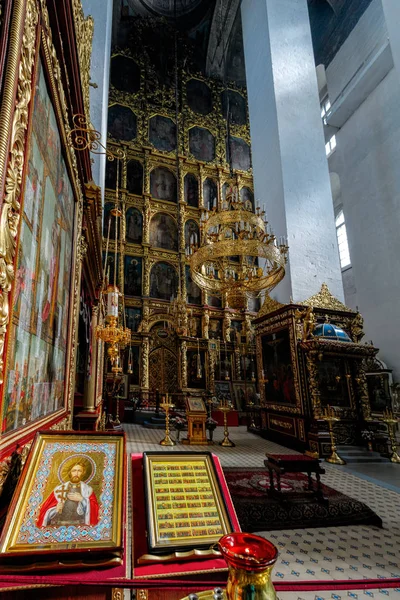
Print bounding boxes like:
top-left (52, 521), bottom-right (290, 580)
top-left (326, 0), bottom-right (400, 378)
top-left (325, 0), bottom-right (388, 104)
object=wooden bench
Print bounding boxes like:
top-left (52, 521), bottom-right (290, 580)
top-left (264, 453), bottom-right (326, 500)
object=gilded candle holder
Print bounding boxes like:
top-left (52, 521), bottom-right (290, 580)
top-left (321, 406), bottom-right (346, 465)
top-left (160, 398), bottom-right (175, 446)
top-left (381, 409), bottom-right (400, 464)
top-left (246, 400), bottom-right (256, 429)
top-left (219, 401), bottom-right (235, 447)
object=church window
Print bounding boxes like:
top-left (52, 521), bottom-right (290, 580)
top-left (321, 97), bottom-right (336, 157)
top-left (335, 210), bottom-right (351, 269)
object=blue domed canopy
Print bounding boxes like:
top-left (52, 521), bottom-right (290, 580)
top-left (313, 323), bottom-right (351, 342)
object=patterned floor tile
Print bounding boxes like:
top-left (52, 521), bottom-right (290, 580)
top-left (124, 424), bottom-right (400, 588)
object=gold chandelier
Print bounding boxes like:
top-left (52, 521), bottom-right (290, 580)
top-left (189, 184), bottom-right (288, 309)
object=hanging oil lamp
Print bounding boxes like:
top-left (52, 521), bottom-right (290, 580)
top-left (196, 338), bottom-right (202, 379)
top-left (224, 341), bottom-right (230, 381)
top-left (251, 356), bottom-right (256, 383)
top-left (127, 344), bottom-right (133, 375)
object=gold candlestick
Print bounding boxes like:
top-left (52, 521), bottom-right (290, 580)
top-left (381, 408), bottom-right (400, 463)
top-left (114, 395), bottom-right (121, 426)
top-left (321, 405), bottom-right (346, 465)
top-left (160, 395), bottom-right (175, 446)
top-left (219, 400), bottom-right (235, 447)
top-left (247, 399), bottom-right (256, 429)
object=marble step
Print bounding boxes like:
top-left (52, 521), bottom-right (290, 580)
top-left (337, 446), bottom-right (390, 464)
top-left (142, 420), bottom-right (166, 429)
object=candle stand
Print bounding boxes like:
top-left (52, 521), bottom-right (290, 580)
top-left (218, 399), bottom-right (235, 447)
top-left (381, 408), bottom-right (400, 463)
top-left (321, 406), bottom-right (346, 465)
top-left (160, 396), bottom-right (175, 446)
top-left (246, 399), bottom-right (256, 430)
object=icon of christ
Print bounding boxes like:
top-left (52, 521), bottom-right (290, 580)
top-left (37, 458), bottom-right (99, 527)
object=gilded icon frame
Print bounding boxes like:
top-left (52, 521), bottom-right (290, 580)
top-left (0, 1), bottom-right (83, 451)
top-left (143, 452), bottom-right (233, 554)
top-left (186, 396), bottom-right (207, 413)
top-left (0, 431), bottom-right (125, 558)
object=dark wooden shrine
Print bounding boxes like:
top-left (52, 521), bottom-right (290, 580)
top-left (254, 284), bottom-right (386, 457)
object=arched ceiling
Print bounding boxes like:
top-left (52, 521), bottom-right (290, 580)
top-left (114, 0), bottom-right (373, 86)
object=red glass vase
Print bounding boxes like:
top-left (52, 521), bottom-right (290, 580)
top-left (218, 533), bottom-right (278, 600)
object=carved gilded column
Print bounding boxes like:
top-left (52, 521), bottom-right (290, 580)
top-left (179, 204), bottom-right (186, 251)
top-left (143, 253), bottom-right (150, 297)
top-left (305, 350), bottom-right (322, 419)
top-left (208, 345), bottom-right (216, 393)
top-left (143, 198), bottom-right (151, 245)
top-left (217, 167), bottom-right (224, 211)
top-left (235, 347), bottom-right (242, 380)
top-left (180, 260), bottom-right (187, 299)
top-left (143, 152), bottom-right (151, 195)
top-left (199, 165), bottom-right (205, 208)
top-left (181, 340), bottom-right (188, 389)
top-left (83, 304), bottom-right (99, 412)
top-left (354, 360), bottom-right (372, 420)
top-left (223, 311), bottom-right (231, 342)
top-left (141, 335), bottom-right (150, 390)
top-left (203, 308), bottom-right (209, 339)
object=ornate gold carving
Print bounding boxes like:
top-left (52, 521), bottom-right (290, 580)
top-left (294, 306), bottom-right (316, 342)
top-left (181, 340), bottom-right (188, 389)
top-left (305, 351), bottom-right (322, 419)
top-left (71, 1), bottom-right (94, 123)
top-left (0, 459), bottom-right (10, 497)
top-left (203, 308), bottom-right (209, 339)
top-left (50, 417), bottom-right (70, 431)
top-left (354, 361), bottom-right (372, 420)
top-left (300, 283), bottom-right (354, 312)
top-left (111, 589), bottom-right (123, 600)
top-left (223, 312), bottom-right (232, 342)
top-left (0, 0), bottom-right (38, 385)
top-left (349, 311), bottom-right (365, 343)
top-left (255, 294), bottom-right (283, 318)
top-left (0, 440), bottom-right (32, 499)
top-left (243, 313), bottom-right (255, 345)
top-left (141, 336), bottom-right (149, 389)
top-left (78, 234), bottom-right (89, 261)
top-left (0, 0), bottom-right (27, 188)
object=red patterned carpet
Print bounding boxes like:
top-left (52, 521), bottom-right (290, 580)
top-left (223, 468), bottom-right (382, 531)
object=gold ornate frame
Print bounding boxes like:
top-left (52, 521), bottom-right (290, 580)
top-left (143, 452), bottom-right (233, 554)
top-left (0, 431), bottom-right (125, 557)
top-left (256, 310), bottom-right (303, 414)
top-left (0, 0), bottom-right (84, 452)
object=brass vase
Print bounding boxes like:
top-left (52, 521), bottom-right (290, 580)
top-left (218, 533), bottom-right (278, 600)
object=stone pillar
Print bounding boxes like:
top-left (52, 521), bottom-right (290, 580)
top-left (81, 0), bottom-right (113, 201)
top-left (83, 304), bottom-right (99, 412)
top-left (241, 0), bottom-right (344, 303)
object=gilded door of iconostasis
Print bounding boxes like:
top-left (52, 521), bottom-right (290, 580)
top-left (148, 324), bottom-right (179, 393)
